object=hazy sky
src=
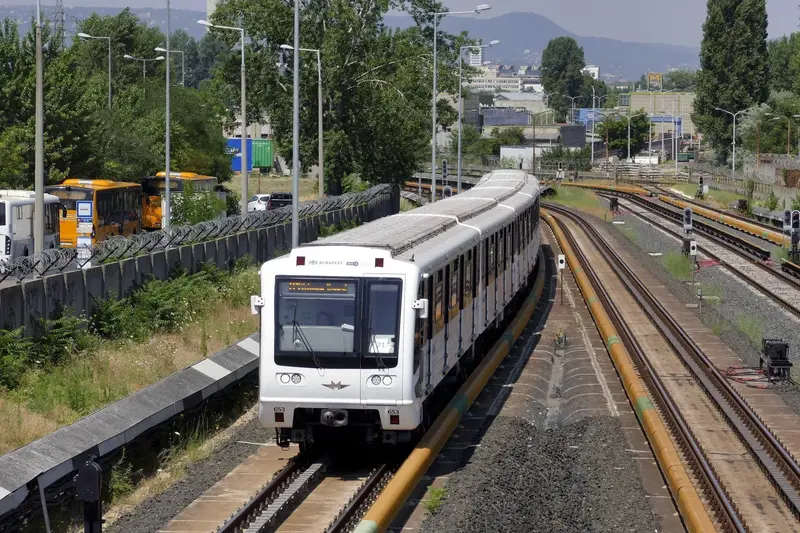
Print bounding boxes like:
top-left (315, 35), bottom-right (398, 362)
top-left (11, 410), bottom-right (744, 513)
top-left (12, 0), bottom-right (799, 46)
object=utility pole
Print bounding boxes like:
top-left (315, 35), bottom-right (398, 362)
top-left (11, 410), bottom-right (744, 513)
top-left (34, 0), bottom-right (44, 254)
top-left (164, 0), bottom-right (171, 229)
top-left (291, 0), bottom-right (300, 247)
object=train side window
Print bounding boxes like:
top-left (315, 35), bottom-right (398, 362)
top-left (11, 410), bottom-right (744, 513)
top-left (463, 251), bottom-right (473, 307)
top-left (488, 235), bottom-right (496, 284)
top-left (497, 229), bottom-right (504, 273)
top-left (472, 246), bottom-right (478, 297)
top-left (414, 283), bottom-right (423, 372)
top-left (434, 270), bottom-right (444, 335)
top-left (449, 258), bottom-right (459, 319)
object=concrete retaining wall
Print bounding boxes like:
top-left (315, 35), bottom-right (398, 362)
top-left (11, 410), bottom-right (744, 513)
top-left (0, 190), bottom-right (399, 332)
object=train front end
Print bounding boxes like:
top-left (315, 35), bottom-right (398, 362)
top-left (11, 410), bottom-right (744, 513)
top-left (255, 246), bottom-right (421, 448)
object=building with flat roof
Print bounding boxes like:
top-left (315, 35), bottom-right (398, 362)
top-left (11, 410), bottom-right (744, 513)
top-left (582, 65), bottom-right (600, 80)
top-left (493, 92), bottom-right (547, 114)
top-left (628, 91), bottom-right (696, 137)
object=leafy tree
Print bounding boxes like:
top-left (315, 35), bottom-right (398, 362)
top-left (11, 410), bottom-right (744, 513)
top-left (579, 76), bottom-right (608, 109)
top-left (541, 37), bottom-right (585, 121)
top-left (693, 0), bottom-right (769, 163)
top-left (738, 92), bottom-right (800, 154)
top-left (596, 109), bottom-right (651, 159)
top-left (211, 0), bottom-right (470, 194)
top-left (767, 35), bottom-right (799, 92)
top-left (664, 69), bottom-right (698, 91)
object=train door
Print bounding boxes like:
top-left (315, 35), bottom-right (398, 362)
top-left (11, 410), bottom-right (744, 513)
top-left (431, 269), bottom-right (446, 384)
top-left (360, 277), bottom-right (404, 407)
top-left (414, 280), bottom-right (427, 399)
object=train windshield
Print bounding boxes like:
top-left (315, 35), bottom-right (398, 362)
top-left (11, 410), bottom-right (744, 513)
top-left (274, 277), bottom-right (401, 369)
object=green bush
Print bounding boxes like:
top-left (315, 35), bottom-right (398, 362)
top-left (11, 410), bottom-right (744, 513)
top-left (31, 313), bottom-right (94, 367)
top-left (90, 292), bottom-right (149, 342)
top-left (170, 181), bottom-right (227, 226)
top-left (0, 328), bottom-right (32, 390)
top-left (765, 190), bottom-right (779, 211)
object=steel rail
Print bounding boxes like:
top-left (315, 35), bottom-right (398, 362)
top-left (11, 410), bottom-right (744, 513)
top-left (547, 203), bottom-right (800, 522)
top-left (546, 205), bottom-right (745, 532)
top-left (603, 193), bottom-right (800, 320)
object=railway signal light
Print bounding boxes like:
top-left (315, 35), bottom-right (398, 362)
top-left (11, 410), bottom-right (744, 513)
top-left (683, 207), bottom-right (693, 232)
top-left (442, 159), bottom-right (448, 181)
top-left (689, 240), bottom-right (697, 256)
top-left (699, 175), bottom-right (704, 187)
top-left (792, 210), bottom-right (800, 231)
top-left (443, 185), bottom-right (453, 198)
top-left (784, 209), bottom-right (792, 233)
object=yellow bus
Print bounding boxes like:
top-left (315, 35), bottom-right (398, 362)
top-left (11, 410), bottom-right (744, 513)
top-left (45, 179), bottom-right (142, 248)
top-left (141, 172), bottom-right (220, 230)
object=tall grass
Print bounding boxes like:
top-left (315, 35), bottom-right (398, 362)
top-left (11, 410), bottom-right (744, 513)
top-left (660, 252), bottom-right (694, 281)
top-left (549, 186), bottom-right (608, 219)
top-left (736, 313), bottom-right (764, 347)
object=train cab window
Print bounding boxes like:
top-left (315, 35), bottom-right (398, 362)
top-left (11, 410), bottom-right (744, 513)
top-left (449, 259), bottom-right (459, 319)
top-left (434, 270), bottom-right (445, 335)
top-left (365, 280), bottom-right (402, 364)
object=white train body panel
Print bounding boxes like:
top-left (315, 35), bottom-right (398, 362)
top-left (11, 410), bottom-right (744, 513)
top-left (257, 170), bottom-right (542, 441)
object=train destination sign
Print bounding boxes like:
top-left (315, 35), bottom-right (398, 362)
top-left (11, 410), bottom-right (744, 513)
top-left (285, 280), bottom-right (354, 294)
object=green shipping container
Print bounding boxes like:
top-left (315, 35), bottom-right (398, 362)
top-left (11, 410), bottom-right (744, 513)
top-left (252, 139), bottom-right (274, 169)
top-left (677, 152), bottom-right (690, 163)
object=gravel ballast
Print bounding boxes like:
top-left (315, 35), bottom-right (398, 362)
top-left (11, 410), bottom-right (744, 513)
top-left (106, 417), bottom-right (273, 533)
top-left (604, 201), bottom-right (800, 414)
top-left (418, 416), bottom-right (658, 533)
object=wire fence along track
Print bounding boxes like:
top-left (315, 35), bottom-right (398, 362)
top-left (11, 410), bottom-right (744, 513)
top-left (547, 203), bottom-right (800, 527)
top-left (0, 185), bottom-right (395, 283)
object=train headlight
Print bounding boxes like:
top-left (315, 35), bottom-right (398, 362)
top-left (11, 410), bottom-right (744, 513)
top-left (279, 374), bottom-right (290, 384)
top-left (291, 373), bottom-right (302, 384)
top-left (371, 375), bottom-right (382, 386)
top-left (382, 376), bottom-right (392, 386)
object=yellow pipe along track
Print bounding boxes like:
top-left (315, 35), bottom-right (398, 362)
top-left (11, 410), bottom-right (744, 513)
top-left (353, 248), bottom-right (547, 533)
top-left (542, 210), bottom-right (716, 533)
top-left (658, 195), bottom-right (784, 245)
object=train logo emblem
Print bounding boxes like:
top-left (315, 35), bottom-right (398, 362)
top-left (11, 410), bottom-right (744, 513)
top-left (322, 381), bottom-right (350, 390)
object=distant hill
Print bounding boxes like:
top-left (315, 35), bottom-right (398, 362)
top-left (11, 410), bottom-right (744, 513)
top-left (0, 6), bottom-right (699, 80)
top-left (385, 12), bottom-right (700, 81)
top-left (0, 5), bottom-right (208, 40)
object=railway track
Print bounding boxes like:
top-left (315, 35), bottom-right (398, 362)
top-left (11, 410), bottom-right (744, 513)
top-left (208, 452), bottom-right (394, 533)
top-left (609, 195), bottom-right (800, 320)
top-left (545, 203), bottom-right (800, 530)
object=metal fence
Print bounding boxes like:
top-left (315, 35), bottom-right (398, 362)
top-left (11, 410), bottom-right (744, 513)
top-left (1, 184), bottom-right (395, 283)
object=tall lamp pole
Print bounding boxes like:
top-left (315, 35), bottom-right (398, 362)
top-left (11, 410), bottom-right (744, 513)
top-left (624, 112), bottom-right (646, 162)
top-left (563, 95), bottom-right (581, 124)
top-left (164, 0), bottom-right (172, 228)
top-left (199, 19), bottom-right (248, 218)
top-left (34, 0), bottom-right (43, 253)
top-left (77, 33), bottom-right (112, 108)
top-left (714, 106), bottom-right (750, 177)
top-left (123, 54), bottom-right (165, 80)
top-left (155, 46), bottom-right (185, 86)
top-left (457, 39), bottom-right (499, 194)
top-left (429, 3), bottom-right (491, 203)
top-left (281, 44), bottom-right (324, 199)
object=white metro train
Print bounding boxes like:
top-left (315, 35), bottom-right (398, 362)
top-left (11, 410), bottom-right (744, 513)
top-left (252, 169), bottom-right (542, 447)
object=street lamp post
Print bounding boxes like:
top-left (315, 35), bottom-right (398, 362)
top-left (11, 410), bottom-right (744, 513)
top-left (34, 0), bottom-right (43, 254)
top-left (164, 0), bottom-right (172, 228)
top-left (198, 19), bottom-right (248, 218)
top-left (155, 46), bottom-right (185, 86)
top-left (563, 95), bottom-right (581, 124)
top-left (457, 39), bottom-right (499, 194)
top-left (624, 112), bottom-right (646, 162)
top-left (429, 3), bottom-right (491, 203)
top-left (123, 54), bottom-right (165, 80)
top-left (714, 106), bottom-right (751, 177)
top-left (281, 44), bottom-right (324, 199)
top-left (529, 110), bottom-right (552, 175)
top-left (78, 33), bottom-right (112, 108)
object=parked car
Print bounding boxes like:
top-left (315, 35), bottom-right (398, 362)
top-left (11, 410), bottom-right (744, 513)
top-left (247, 192), bottom-right (293, 212)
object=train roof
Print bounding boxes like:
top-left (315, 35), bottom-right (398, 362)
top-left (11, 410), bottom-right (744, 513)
top-left (0, 190), bottom-right (59, 204)
top-left (306, 170), bottom-right (539, 257)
